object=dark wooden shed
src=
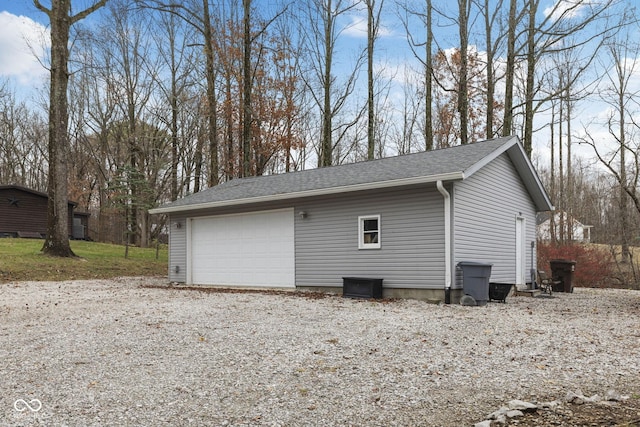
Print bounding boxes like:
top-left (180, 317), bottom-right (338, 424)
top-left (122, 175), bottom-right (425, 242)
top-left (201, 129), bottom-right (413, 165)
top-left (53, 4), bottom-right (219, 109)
top-left (0, 185), bottom-right (87, 239)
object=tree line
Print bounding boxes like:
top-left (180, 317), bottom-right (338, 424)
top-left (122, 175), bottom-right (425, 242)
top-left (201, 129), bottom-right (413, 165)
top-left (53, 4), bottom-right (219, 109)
top-left (0, 0), bottom-right (637, 258)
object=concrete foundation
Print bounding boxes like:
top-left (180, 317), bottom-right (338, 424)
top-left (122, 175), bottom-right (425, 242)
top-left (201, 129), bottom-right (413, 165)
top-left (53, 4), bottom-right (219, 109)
top-left (170, 283), bottom-right (465, 304)
top-left (296, 286), bottom-right (464, 304)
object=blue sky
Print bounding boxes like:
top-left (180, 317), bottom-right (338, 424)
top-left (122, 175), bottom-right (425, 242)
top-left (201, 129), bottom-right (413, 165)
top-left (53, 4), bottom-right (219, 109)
top-left (0, 0), bottom-right (634, 169)
top-left (0, 0), bottom-right (442, 101)
top-left (0, 2), bottom-right (50, 92)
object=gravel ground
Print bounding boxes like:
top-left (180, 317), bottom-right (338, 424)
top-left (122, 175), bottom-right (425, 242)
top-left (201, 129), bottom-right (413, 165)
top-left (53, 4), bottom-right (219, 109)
top-left (1, 277), bottom-right (639, 426)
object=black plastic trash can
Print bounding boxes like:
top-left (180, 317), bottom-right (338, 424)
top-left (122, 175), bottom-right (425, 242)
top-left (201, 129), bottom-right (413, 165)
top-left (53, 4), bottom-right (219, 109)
top-left (549, 259), bottom-right (576, 293)
top-left (458, 262), bottom-right (492, 306)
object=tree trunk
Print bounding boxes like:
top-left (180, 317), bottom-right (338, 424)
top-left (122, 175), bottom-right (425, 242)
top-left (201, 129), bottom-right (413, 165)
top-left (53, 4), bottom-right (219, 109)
top-left (549, 100), bottom-right (556, 242)
top-left (321, 0), bottom-right (333, 167)
top-left (484, 0), bottom-right (494, 139)
top-left (566, 89), bottom-right (573, 242)
top-left (502, 0), bottom-right (517, 137)
top-left (558, 81), bottom-right (565, 243)
top-left (618, 78), bottom-right (630, 262)
top-left (34, 0), bottom-right (106, 256)
top-left (202, 0), bottom-right (219, 187)
top-left (169, 13), bottom-right (179, 201)
top-left (457, 0), bottom-right (469, 145)
top-left (366, 0), bottom-right (375, 160)
top-left (242, 0), bottom-right (252, 176)
top-left (40, 0), bottom-right (74, 257)
top-left (523, 0), bottom-right (536, 156)
top-left (425, 0), bottom-right (433, 151)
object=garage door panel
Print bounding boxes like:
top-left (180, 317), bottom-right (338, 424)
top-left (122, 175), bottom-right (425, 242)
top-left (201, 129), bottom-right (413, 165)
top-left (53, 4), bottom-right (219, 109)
top-left (190, 209), bottom-right (294, 287)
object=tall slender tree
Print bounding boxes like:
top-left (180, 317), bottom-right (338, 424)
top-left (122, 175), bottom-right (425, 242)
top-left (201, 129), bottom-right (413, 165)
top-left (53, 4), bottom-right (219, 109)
top-left (519, 0), bottom-right (615, 156)
top-left (478, 0), bottom-right (504, 139)
top-left (400, 0), bottom-right (434, 150)
top-left (300, 0), bottom-right (364, 167)
top-left (137, 0), bottom-right (219, 189)
top-left (34, 0), bottom-right (107, 257)
top-left (457, 0), bottom-right (470, 144)
top-left (501, 0), bottom-right (519, 138)
top-left (580, 26), bottom-right (640, 263)
top-left (365, 0), bottom-right (384, 160)
top-left (241, 0), bottom-right (253, 177)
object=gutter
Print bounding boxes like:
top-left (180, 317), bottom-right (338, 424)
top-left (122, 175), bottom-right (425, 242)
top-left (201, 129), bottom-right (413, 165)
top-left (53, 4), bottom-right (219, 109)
top-left (436, 180), bottom-right (452, 304)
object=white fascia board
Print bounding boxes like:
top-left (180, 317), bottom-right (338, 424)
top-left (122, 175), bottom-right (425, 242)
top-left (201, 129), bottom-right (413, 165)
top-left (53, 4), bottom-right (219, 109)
top-left (462, 136), bottom-right (518, 178)
top-left (149, 171), bottom-right (465, 215)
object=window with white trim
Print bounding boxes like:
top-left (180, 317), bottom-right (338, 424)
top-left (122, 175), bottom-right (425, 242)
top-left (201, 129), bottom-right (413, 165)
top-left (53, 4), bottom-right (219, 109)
top-left (358, 215), bottom-right (381, 249)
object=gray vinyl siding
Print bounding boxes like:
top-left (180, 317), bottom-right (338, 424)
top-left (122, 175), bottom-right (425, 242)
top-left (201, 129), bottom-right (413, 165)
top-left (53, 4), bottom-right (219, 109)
top-left (295, 185), bottom-right (446, 289)
top-left (453, 153), bottom-right (537, 284)
top-left (168, 215), bottom-right (188, 282)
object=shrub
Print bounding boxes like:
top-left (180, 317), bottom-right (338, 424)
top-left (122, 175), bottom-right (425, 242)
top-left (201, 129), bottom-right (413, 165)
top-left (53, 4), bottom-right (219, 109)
top-left (537, 241), bottom-right (614, 288)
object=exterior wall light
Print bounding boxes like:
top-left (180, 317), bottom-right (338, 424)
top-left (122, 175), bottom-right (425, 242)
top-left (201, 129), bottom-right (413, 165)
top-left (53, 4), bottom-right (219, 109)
top-left (299, 211), bottom-right (308, 219)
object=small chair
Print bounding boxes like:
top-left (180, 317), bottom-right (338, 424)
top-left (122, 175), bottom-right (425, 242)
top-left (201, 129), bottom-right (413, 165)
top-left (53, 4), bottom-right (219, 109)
top-left (537, 270), bottom-right (559, 295)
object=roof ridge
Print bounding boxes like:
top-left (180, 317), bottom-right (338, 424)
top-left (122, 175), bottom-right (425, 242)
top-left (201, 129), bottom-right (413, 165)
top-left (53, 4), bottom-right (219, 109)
top-left (214, 136), bottom-right (515, 187)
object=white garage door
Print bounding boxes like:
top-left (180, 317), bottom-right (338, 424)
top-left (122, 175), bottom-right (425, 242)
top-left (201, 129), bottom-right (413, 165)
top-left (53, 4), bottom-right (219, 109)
top-left (189, 208), bottom-right (295, 287)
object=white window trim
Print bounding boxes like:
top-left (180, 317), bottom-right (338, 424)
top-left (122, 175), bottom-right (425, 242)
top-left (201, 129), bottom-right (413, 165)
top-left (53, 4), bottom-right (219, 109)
top-left (358, 215), bottom-right (381, 249)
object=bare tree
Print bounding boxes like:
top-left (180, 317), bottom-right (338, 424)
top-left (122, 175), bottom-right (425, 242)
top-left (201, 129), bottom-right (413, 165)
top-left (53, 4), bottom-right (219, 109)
top-left (0, 84), bottom-right (48, 190)
top-left (477, 0), bottom-right (504, 139)
top-left (299, 0), bottom-right (365, 167)
top-left (104, 0), bottom-right (159, 248)
top-left (393, 65), bottom-right (422, 154)
top-left (239, 0), bottom-right (289, 177)
top-left (400, 0), bottom-right (434, 150)
top-left (457, 0), bottom-right (471, 144)
top-left (34, 0), bottom-right (107, 257)
top-left (579, 22), bottom-right (640, 263)
top-left (136, 0), bottom-right (220, 188)
top-left (70, 26), bottom-right (121, 243)
top-left (521, 0), bottom-right (616, 156)
top-left (501, 0), bottom-right (523, 138)
top-left (365, 0), bottom-right (384, 159)
top-left (242, 0), bottom-right (253, 177)
top-left (149, 7), bottom-right (198, 201)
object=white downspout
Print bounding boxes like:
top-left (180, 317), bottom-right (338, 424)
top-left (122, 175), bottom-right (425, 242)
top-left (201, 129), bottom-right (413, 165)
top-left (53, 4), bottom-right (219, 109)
top-left (437, 180), bottom-right (452, 303)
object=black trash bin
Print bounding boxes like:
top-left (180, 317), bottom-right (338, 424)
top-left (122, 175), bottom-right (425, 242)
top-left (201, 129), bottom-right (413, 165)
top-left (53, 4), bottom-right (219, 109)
top-left (549, 259), bottom-right (576, 293)
top-left (457, 262), bottom-right (492, 306)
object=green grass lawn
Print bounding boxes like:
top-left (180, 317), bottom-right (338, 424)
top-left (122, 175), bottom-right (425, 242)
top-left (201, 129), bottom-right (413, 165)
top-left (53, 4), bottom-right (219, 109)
top-left (0, 238), bottom-right (168, 283)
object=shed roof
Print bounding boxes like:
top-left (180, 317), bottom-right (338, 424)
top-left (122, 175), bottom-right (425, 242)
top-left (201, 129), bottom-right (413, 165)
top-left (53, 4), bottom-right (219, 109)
top-left (150, 136), bottom-right (553, 214)
top-left (0, 184), bottom-right (78, 207)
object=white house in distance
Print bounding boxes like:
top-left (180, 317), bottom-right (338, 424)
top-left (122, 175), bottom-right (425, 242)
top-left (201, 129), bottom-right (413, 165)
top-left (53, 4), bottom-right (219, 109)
top-left (537, 212), bottom-right (592, 243)
top-left (150, 136), bottom-right (554, 302)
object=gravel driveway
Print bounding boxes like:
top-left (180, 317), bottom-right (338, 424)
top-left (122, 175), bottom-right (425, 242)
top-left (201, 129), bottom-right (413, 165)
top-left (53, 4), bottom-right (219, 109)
top-left (1, 277), bottom-right (639, 426)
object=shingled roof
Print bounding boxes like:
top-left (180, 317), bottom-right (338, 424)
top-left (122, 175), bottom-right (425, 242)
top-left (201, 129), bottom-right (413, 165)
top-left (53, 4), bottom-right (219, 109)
top-left (150, 136), bottom-right (553, 214)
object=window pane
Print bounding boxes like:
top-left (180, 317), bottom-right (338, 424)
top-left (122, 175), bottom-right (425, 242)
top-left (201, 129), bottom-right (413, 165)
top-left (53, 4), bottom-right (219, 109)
top-left (363, 219), bottom-right (378, 232)
top-left (364, 232), bottom-right (378, 243)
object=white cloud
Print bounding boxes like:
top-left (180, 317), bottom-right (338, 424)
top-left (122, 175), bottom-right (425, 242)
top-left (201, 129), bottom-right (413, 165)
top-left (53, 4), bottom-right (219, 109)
top-left (0, 11), bottom-right (49, 85)
top-left (543, 0), bottom-right (589, 21)
top-left (343, 15), bottom-right (393, 39)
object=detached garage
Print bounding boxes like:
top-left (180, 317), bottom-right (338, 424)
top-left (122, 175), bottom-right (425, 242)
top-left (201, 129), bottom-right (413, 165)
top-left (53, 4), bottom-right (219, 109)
top-left (150, 136), bottom-right (553, 302)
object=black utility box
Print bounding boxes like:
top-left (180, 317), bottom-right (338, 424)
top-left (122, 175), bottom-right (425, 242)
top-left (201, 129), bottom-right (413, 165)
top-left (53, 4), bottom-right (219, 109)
top-left (343, 277), bottom-right (383, 299)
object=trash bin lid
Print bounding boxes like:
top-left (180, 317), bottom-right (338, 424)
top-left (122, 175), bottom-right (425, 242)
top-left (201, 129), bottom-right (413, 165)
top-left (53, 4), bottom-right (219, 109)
top-left (457, 261), bottom-right (493, 267)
